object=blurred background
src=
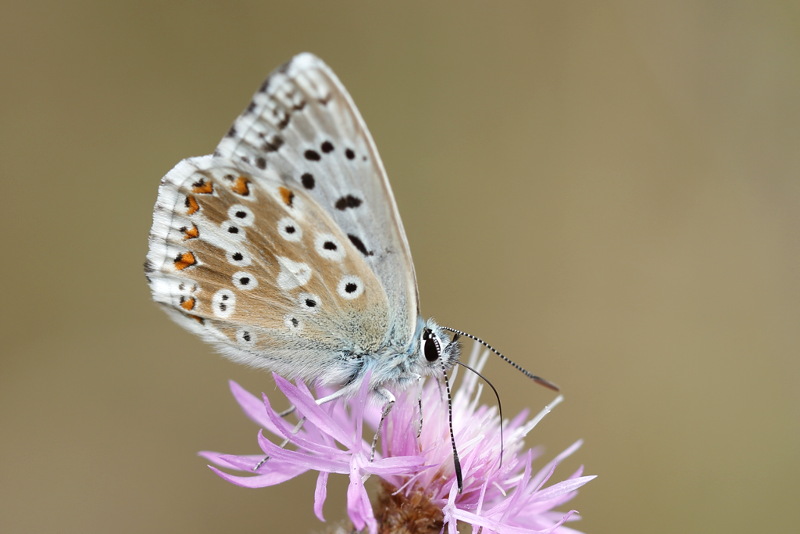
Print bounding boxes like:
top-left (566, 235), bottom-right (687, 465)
top-left (2, 1), bottom-right (798, 532)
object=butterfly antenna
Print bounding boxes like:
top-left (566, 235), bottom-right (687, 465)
top-left (441, 327), bottom-right (560, 392)
top-left (455, 360), bottom-right (505, 468)
top-left (440, 363), bottom-right (463, 493)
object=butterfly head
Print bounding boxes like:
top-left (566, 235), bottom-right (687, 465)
top-left (415, 319), bottom-right (461, 376)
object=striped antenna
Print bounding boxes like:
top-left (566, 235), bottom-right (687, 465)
top-left (441, 326), bottom-right (560, 391)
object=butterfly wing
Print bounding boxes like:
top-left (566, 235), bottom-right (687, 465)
top-left (146, 155), bottom-right (391, 386)
top-left (214, 53), bottom-right (419, 346)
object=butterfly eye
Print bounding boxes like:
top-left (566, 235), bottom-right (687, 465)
top-left (422, 328), bottom-right (441, 362)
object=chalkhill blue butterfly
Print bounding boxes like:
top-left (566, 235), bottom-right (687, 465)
top-left (145, 53), bottom-right (556, 489)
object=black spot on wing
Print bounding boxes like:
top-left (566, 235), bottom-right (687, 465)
top-left (276, 109), bottom-right (290, 130)
top-left (261, 135), bottom-right (284, 152)
top-left (301, 173), bottom-right (315, 189)
top-left (348, 234), bottom-right (373, 256)
top-left (335, 195), bottom-right (362, 211)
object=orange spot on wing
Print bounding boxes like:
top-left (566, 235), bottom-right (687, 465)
top-left (185, 313), bottom-right (205, 325)
top-left (174, 251), bottom-right (197, 270)
top-left (279, 186), bottom-right (294, 207)
top-left (181, 224), bottom-right (199, 240)
top-left (192, 179), bottom-right (214, 194)
top-left (180, 296), bottom-right (196, 311)
top-left (185, 195), bottom-right (200, 215)
top-left (231, 176), bottom-right (250, 196)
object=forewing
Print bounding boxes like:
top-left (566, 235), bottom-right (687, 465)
top-left (145, 156), bottom-right (389, 385)
top-left (214, 53), bottom-right (419, 346)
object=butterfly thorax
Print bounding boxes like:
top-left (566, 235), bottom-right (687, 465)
top-left (350, 318), bottom-right (461, 396)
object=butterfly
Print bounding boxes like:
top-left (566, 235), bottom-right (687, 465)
top-left (145, 53), bottom-right (556, 488)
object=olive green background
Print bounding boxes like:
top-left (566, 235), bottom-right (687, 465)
top-left (2, 1), bottom-right (798, 533)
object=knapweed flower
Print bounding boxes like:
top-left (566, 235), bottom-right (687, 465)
top-left (201, 349), bottom-right (594, 533)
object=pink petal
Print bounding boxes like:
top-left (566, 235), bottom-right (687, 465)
top-left (536, 509), bottom-right (578, 533)
top-left (257, 406), bottom-right (343, 459)
top-left (199, 452), bottom-right (261, 471)
top-left (256, 431), bottom-right (349, 473)
top-left (273, 375), bottom-right (353, 447)
top-left (534, 475), bottom-right (596, 502)
top-left (207, 464), bottom-right (308, 488)
top-left (314, 471), bottom-right (328, 522)
top-left (346, 462), bottom-right (376, 534)
top-left (345, 370), bottom-right (373, 440)
top-left (362, 455), bottom-right (427, 477)
top-left (198, 451), bottom-right (262, 469)
top-left (228, 381), bottom-right (281, 434)
top-left (529, 440), bottom-right (583, 491)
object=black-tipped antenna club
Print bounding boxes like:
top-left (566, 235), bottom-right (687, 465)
top-left (442, 326), bottom-right (560, 392)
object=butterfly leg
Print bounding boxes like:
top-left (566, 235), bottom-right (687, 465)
top-left (277, 405), bottom-right (296, 418)
top-left (370, 388), bottom-right (396, 462)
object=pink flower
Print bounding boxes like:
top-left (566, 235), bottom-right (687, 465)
top-left (201, 349), bottom-right (594, 533)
